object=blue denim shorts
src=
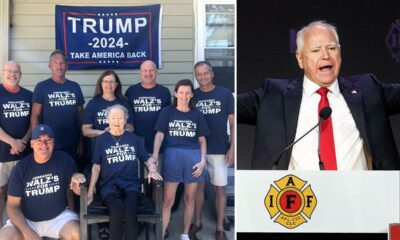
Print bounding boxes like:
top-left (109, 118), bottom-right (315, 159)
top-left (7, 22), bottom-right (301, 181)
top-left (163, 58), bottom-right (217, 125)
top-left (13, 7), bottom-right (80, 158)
top-left (162, 147), bottom-right (206, 183)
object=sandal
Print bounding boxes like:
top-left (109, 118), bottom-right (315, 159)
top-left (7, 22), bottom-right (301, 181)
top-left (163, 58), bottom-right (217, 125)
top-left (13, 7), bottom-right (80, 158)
top-left (188, 223), bottom-right (202, 238)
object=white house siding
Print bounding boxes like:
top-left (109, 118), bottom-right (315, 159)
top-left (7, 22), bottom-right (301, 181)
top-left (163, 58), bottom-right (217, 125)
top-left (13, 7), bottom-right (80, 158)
top-left (1, 0), bottom-right (11, 67)
top-left (0, 20), bottom-right (3, 65)
top-left (8, 0), bottom-right (195, 102)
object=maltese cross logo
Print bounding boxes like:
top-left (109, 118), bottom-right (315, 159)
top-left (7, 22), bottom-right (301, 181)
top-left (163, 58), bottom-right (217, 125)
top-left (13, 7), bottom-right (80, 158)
top-left (264, 174), bottom-right (317, 229)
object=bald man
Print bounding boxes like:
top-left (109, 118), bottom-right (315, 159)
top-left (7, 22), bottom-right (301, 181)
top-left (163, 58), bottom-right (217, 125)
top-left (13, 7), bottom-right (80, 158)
top-left (125, 60), bottom-right (171, 155)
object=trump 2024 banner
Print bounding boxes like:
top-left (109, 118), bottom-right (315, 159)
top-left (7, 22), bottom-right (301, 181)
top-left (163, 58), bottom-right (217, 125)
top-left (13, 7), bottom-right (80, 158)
top-left (55, 5), bottom-right (162, 70)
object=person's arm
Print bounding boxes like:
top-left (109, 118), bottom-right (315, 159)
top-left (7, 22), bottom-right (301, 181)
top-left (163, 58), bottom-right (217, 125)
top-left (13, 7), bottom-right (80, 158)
top-left (151, 131), bottom-right (164, 167)
top-left (66, 188), bottom-right (75, 211)
top-left (192, 136), bottom-right (207, 178)
top-left (237, 83), bottom-right (268, 125)
top-left (76, 105), bottom-right (84, 157)
top-left (87, 164), bottom-right (100, 205)
top-left (21, 127), bottom-right (32, 149)
top-left (82, 124), bottom-right (108, 138)
top-left (226, 113), bottom-right (235, 166)
top-left (0, 127), bottom-right (26, 155)
top-left (30, 103), bottom-right (42, 130)
top-left (7, 196), bottom-right (40, 240)
top-left (375, 74), bottom-right (400, 114)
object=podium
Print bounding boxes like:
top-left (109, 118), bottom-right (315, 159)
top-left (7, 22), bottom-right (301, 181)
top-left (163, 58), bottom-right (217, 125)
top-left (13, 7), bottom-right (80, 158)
top-left (237, 171), bottom-right (400, 234)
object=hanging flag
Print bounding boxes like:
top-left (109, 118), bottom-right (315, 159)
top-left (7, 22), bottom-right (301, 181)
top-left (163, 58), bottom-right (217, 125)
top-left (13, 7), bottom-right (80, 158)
top-left (55, 5), bottom-right (162, 70)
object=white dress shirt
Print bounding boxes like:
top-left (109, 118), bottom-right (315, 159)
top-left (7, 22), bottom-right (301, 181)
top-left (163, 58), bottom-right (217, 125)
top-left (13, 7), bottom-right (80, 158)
top-left (289, 77), bottom-right (368, 170)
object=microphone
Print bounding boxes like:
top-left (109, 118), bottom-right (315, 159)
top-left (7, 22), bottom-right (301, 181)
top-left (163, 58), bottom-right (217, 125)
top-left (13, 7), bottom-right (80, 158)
top-left (318, 107), bottom-right (332, 170)
top-left (272, 106), bottom-right (332, 170)
top-left (319, 106), bottom-right (332, 121)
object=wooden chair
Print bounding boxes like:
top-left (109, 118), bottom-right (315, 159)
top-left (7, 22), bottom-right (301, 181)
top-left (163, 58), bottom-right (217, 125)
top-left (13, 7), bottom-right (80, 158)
top-left (79, 165), bottom-right (163, 240)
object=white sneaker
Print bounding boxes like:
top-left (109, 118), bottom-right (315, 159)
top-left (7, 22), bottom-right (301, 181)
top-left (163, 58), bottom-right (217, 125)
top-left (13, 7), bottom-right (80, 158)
top-left (180, 234), bottom-right (190, 240)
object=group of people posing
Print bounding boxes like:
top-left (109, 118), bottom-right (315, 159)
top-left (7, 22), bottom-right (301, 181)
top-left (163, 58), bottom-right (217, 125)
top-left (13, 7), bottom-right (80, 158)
top-left (0, 50), bottom-right (234, 240)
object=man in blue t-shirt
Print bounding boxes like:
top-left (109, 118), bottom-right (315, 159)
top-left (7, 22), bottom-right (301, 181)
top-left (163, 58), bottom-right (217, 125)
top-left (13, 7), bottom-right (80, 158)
top-left (31, 50), bottom-right (85, 164)
top-left (191, 61), bottom-right (235, 240)
top-left (125, 60), bottom-right (171, 154)
top-left (0, 124), bottom-right (80, 240)
top-left (0, 61), bottom-right (32, 228)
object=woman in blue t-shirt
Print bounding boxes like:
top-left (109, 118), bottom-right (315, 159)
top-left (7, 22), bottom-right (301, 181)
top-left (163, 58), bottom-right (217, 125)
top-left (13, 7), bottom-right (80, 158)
top-left (152, 79), bottom-right (209, 240)
top-left (87, 104), bottom-right (162, 240)
top-left (82, 70), bottom-right (134, 138)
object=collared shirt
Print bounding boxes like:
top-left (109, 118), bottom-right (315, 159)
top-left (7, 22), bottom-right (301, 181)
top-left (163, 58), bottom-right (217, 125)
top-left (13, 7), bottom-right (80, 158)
top-left (289, 77), bottom-right (368, 170)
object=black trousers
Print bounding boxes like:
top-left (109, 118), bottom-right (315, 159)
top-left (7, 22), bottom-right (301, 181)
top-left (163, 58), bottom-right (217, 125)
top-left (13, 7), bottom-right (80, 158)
top-left (104, 191), bottom-right (140, 240)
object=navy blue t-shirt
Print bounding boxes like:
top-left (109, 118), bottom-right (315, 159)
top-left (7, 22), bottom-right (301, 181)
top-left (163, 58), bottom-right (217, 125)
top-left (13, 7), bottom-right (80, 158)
top-left (195, 86), bottom-right (234, 154)
top-left (0, 85), bottom-right (32, 162)
top-left (154, 106), bottom-right (209, 149)
top-left (83, 96), bottom-right (134, 130)
top-left (7, 151), bottom-right (77, 221)
top-left (32, 79), bottom-right (85, 149)
top-left (92, 131), bottom-right (150, 199)
top-left (125, 83), bottom-right (171, 153)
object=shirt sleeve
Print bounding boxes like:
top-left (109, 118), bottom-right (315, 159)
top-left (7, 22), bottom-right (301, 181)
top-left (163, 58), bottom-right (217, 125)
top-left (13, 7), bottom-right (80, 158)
top-left (122, 99), bottom-right (134, 125)
top-left (124, 87), bottom-right (131, 100)
top-left (75, 82), bottom-right (85, 106)
top-left (237, 78), bottom-right (273, 125)
top-left (154, 107), bottom-right (170, 133)
top-left (136, 135), bottom-right (150, 163)
top-left (124, 87), bottom-right (136, 124)
top-left (82, 99), bottom-right (96, 125)
top-left (7, 162), bottom-right (24, 197)
top-left (164, 88), bottom-right (172, 106)
top-left (64, 152), bottom-right (78, 181)
top-left (227, 90), bottom-right (234, 115)
top-left (196, 111), bottom-right (210, 137)
top-left (92, 136), bottom-right (103, 164)
top-left (32, 82), bottom-right (43, 104)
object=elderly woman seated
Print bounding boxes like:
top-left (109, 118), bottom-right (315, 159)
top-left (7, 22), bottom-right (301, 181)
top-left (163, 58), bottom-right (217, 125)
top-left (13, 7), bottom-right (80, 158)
top-left (87, 104), bottom-right (162, 240)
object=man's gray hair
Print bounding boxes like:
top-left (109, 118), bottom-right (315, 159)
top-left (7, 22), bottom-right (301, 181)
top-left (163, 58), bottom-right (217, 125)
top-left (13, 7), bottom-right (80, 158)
top-left (3, 60), bottom-right (21, 72)
top-left (296, 21), bottom-right (340, 53)
top-left (194, 61), bottom-right (213, 73)
top-left (49, 50), bottom-right (67, 62)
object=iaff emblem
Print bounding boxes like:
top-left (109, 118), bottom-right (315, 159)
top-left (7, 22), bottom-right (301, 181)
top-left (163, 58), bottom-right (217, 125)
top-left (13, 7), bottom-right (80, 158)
top-left (264, 174), bottom-right (317, 229)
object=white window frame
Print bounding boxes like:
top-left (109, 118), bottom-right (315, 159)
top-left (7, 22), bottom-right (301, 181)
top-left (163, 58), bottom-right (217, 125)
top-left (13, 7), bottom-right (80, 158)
top-left (194, 0), bottom-right (236, 88)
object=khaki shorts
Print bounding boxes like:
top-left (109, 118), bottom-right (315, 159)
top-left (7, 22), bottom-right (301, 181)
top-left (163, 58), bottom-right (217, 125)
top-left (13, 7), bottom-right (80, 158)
top-left (3, 208), bottom-right (78, 238)
top-left (0, 161), bottom-right (18, 187)
top-left (207, 155), bottom-right (228, 187)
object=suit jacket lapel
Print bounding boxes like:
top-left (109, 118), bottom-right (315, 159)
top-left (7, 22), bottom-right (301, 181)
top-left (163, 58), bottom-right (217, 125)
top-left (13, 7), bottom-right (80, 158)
top-left (281, 78), bottom-right (303, 168)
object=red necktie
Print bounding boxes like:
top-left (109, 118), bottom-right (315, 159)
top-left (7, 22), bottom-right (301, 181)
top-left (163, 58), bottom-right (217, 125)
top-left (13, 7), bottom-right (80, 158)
top-left (316, 87), bottom-right (337, 170)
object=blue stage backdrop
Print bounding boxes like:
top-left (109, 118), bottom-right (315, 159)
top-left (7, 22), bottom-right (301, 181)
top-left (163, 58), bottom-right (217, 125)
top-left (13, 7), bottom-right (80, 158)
top-left (55, 5), bottom-right (162, 70)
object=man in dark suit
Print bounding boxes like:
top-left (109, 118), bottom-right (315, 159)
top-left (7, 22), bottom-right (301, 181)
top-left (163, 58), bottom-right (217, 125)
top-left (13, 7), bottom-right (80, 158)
top-left (237, 21), bottom-right (400, 170)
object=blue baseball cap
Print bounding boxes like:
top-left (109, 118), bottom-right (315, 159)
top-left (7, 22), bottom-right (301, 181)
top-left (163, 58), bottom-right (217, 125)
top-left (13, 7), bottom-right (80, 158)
top-left (31, 124), bottom-right (54, 140)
